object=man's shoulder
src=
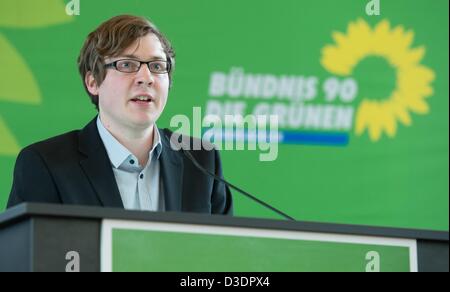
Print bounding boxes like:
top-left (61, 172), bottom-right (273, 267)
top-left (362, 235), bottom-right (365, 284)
top-left (20, 118), bottom-right (99, 158)
top-left (20, 129), bottom-right (82, 159)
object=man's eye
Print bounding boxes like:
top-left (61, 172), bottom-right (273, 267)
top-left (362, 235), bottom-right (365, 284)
top-left (117, 61), bottom-right (137, 70)
top-left (120, 62), bottom-right (132, 68)
top-left (150, 62), bottom-right (165, 71)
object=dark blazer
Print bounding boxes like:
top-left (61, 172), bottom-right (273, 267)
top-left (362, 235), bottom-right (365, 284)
top-left (7, 117), bottom-right (233, 215)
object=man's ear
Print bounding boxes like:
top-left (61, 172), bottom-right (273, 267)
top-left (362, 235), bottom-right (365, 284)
top-left (85, 71), bottom-right (99, 96)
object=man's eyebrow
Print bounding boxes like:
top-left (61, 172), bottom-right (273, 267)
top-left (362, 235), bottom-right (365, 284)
top-left (119, 54), bottom-right (166, 60)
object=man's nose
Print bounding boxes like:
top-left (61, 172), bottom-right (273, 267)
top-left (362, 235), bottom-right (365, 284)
top-left (135, 64), bottom-right (154, 86)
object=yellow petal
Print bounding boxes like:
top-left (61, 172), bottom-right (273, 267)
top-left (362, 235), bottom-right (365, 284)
top-left (398, 30), bottom-right (414, 50)
top-left (372, 20), bottom-right (391, 54)
top-left (391, 27), bottom-right (414, 50)
top-left (332, 32), bottom-right (347, 47)
top-left (321, 46), bottom-right (352, 75)
top-left (347, 20), bottom-right (372, 58)
top-left (365, 102), bottom-right (384, 141)
top-left (397, 65), bottom-right (435, 99)
top-left (0, 115), bottom-right (20, 156)
top-left (368, 120), bottom-right (382, 141)
top-left (374, 20), bottom-right (391, 36)
top-left (406, 97), bottom-right (430, 114)
top-left (0, 0), bottom-right (72, 28)
top-left (381, 101), bottom-right (397, 137)
top-left (390, 92), bottom-right (412, 126)
top-left (355, 100), bottom-right (371, 135)
top-left (395, 47), bottom-right (425, 68)
top-left (0, 34), bottom-right (41, 104)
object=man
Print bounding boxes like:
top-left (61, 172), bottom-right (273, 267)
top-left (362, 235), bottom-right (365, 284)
top-left (7, 15), bottom-right (233, 215)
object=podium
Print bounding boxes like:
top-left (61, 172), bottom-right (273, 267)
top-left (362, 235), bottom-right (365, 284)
top-left (0, 203), bottom-right (448, 272)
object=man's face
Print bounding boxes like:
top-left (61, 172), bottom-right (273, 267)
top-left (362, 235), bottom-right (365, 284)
top-left (88, 33), bottom-right (170, 131)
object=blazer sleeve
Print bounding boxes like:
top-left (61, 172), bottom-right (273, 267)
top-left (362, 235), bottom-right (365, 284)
top-left (7, 147), bottom-right (60, 208)
top-left (210, 148), bottom-right (233, 215)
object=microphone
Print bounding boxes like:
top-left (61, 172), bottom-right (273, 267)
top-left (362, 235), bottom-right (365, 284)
top-left (181, 147), bottom-right (296, 221)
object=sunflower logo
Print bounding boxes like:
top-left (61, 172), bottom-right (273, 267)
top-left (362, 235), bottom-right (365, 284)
top-left (321, 19), bottom-right (435, 141)
top-left (0, 0), bottom-right (72, 156)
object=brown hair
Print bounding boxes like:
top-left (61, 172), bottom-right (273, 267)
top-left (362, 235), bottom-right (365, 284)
top-left (77, 15), bottom-right (175, 110)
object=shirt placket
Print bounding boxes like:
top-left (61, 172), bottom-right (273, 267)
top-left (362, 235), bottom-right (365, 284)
top-left (137, 156), bottom-right (153, 210)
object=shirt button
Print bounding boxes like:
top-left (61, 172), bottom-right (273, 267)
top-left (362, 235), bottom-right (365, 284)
top-left (129, 159), bottom-right (135, 165)
top-left (140, 174), bottom-right (144, 179)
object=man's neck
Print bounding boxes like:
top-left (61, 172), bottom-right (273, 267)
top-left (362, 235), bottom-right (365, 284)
top-left (99, 116), bottom-right (155, 167)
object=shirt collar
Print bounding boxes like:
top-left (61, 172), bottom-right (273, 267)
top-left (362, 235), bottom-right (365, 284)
top-left (96, 116), bottom-right (162, 169)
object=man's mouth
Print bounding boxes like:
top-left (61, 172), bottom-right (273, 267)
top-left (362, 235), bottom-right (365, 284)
top-left (130, 95), bottom-right (154, 104)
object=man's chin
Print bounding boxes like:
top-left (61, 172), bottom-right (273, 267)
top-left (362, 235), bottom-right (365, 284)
top-left (129, 115), bottom-right (157, 129)
top-left (126, 107), bottom-right (162, 129)
top-left (131, 119), bottom-right (154, 129)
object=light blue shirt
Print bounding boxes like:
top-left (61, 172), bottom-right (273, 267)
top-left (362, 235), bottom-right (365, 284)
top-left (96, 117), bottom-right (164, 211)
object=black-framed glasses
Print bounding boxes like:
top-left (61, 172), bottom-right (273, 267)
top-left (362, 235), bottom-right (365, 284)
top-left (104, 59), bottom-right (171, 74)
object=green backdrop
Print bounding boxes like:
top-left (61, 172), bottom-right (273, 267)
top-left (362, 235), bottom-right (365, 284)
top-left (0, 0), bottom-right (448, 231)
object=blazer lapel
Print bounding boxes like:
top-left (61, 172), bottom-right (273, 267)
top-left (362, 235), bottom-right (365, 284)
top-left (160, 129), bottom-right (184, 212)
top-left (78, 118), bottom-right (124, 208)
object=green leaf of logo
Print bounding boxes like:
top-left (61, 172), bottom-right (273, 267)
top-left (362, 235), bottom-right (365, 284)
top-left (0, 0), bottom-right (72, 28)
top-left (0, 33), bottom-right (41, 104)
top-left (0, 0), bottom-right (73, 156)
top-left (0, 115), bottom-right (20, 156)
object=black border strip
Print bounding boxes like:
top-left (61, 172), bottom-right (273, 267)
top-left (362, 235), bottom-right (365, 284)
top-left (0, 203), bottom-right (448, 241)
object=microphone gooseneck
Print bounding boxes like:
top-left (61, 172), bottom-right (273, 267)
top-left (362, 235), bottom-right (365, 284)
top-left (181, 148), bottom-right (296, 221)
